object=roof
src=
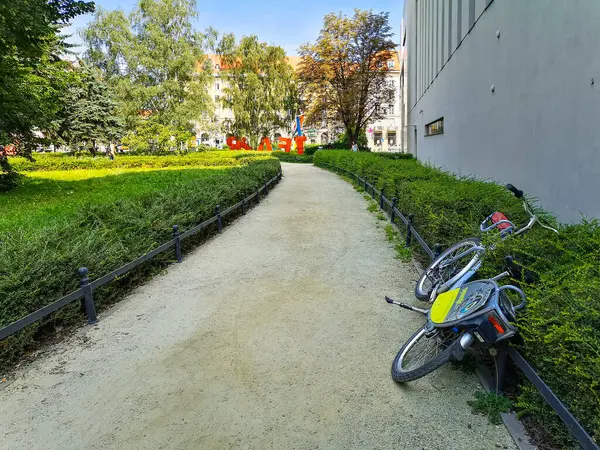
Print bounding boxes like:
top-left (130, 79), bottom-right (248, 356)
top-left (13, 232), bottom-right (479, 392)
top-left (201, 54), bottom-right (301, 73)
top-left (200, 52), bottom-right (399, 74)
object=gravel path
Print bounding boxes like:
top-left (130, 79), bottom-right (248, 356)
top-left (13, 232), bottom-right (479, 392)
top-left (0, 163), bottom-right (515, 450)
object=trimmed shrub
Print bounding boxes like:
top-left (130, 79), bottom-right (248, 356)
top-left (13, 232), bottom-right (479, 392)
top-left (0, 157), bottom-right (281, 371)
top-left (314, 150), bottom-right (600, 447)
top-left (9, 151), bottom-right (273, 172)
top-left (271, 151), bottom-right (313, 163)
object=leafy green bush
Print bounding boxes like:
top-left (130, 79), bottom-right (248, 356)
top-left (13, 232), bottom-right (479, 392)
top-left (303, 144), bottom-right (321, 156)
top-left (375, 153), bottom-right (415, 160)
top-left (0, 158), bottom-right (281, 371)
top-left (0, 171), bottom-right (22, 191)
top-left (9, 151), bottom-right (272, 172)
top-left (314, 151), bottom-right (600, 447)
top-left (271, 151), bottom-right (313, 163)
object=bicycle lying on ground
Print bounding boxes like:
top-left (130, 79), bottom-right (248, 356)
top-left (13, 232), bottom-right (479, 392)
top-left (414, 184), bottom-right (558, 302)
top-left (385, 260), bottom-right (526, 382)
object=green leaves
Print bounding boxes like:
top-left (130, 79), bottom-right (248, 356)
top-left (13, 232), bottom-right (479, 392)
top-left (81, 0), bottom-right (214, 152)
top-left (0, 0), bottom-right (94, 164)
top-left (298, 9), bottom-right (397, 146)
top-left (217, 35), bottom-right (298, 148)
top-left (53, 63), bottom-right (124, 153)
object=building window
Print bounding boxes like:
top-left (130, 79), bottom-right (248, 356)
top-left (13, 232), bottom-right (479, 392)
top-left (388, 132), bottom-right (397, 146)
top-left (374, 132), bottom-right (383, 147)
top-left (389, 105), bottom-right (394, 116)
top-left (215, 83), bottom-right (220, 91)
top-left (387, 60), bottom-right (395, 69)
top-left (214, 95), bottom-right (220, 103)
top-left (425, 117), bottom-right (444, 136)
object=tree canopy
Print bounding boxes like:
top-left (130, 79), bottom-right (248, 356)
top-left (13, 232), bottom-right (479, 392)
top-left (298, 9), bottom-right (396, 148)
top-left (82, 0), bottom-right (214, 153)
top-left (0, 0), bottom-right (95, 161)
top-left (53, 63), bottom-right (123, 154)
top-left (217, 34), bottom-right (298, 147)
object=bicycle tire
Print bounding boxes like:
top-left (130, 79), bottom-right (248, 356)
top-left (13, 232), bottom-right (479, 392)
top-left (391, 325), bottom-right (462, 383)
top-left (415, 237), bottom-right (482, 301)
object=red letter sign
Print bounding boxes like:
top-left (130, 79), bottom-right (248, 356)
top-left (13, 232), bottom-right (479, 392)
top-left (226, 136), bottom-right (240, 150)
top-left (278, 137), bottom-right (292, 153)
top-left (294, 136), bottom-right (307, 155)
top-left (258, 137), bottom-right (273, 151)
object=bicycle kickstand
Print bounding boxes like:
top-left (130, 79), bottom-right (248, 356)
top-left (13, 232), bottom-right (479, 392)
top-left (385, 296), bottom-right (429, 315)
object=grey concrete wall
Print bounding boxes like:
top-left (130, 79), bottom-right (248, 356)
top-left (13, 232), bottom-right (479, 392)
top-left (404, 0), bottom-right (600, 222)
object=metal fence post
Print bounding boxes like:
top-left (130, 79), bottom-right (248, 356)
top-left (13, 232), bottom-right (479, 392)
top-left (433, 243), bottom-right (443, 259)
top-left (391, 198), bottom-right (397, 223)
top-left (380, 188), bottom-right (385, 209)
top-left (405, 214), bottom-right (414, 247)
top-left (264, 177), bottom-right (268, 193)
top-left (216, 205), bottom-right (222, 233)
top-left (364, 177), bottom-right (367, 191)
top-left (78, 268), bottom-right (98, 324)
top-left (242, 197), bottom-right (246, 215)
top-left (173, 225), bottom-right (182, 263)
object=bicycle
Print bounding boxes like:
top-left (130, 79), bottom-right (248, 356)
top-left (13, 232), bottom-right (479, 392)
top-left (386, 259), bottom-right (526, 382)
top-left (414, 184), bottom-right (558, 302)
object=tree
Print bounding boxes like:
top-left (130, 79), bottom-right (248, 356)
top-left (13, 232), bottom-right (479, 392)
top-left (298, 9), bottom-right (396, 148)
top-left (81, 0), bottom-right (214, 153)
top-left (337, 129), bottom-right (368, 148)
top-left (217, 34), bottom-right (298, 148)
top-left (55, 64), bottom-right (123, 154)
top-left (0, 0), bottom-right (95, 171)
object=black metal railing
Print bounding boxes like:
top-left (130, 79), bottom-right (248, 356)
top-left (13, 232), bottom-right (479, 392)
top-left (321, 162), bottom-right (598, 450)
top-left (0, 170), bottom-right (283, 341)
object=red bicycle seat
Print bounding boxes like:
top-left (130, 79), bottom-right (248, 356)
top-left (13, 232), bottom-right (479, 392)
top-left (491, 212), bottom-right (512, 230)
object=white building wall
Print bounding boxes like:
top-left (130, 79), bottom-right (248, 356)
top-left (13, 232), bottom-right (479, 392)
top-left (367, 69), bottom-right (403, 152)
top-left (403, 0), bottom-right (600, 222)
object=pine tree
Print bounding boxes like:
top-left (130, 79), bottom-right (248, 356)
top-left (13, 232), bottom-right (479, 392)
top-left (57, 64), bottom-right (123, 155)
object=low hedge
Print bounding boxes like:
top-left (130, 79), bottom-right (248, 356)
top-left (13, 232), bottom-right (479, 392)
top-left (0, 158), bottom-right (281, 371)
top-left (9, 151), bottom-right (272, 172)
top-left (314, 150), bottom-right (600, 448)
top-left (271, 151), bottom-right (314, 163)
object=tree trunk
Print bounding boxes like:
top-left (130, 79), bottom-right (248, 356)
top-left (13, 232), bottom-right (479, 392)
top-left (351, 127), bottom-right (361, 150)
top-left (344, 126), bottom-right (353, 149)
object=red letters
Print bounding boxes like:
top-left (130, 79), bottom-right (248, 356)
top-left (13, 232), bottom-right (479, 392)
top-left (226, 135), bottom-right (302, 153)
top-left (294, 135), bottom-right (307, 155)
top-left (226, 136), bottom-right (240, 150)
top-left (239, 137), bottom-right (252, 150)
top-left (278, 137), bottom-right (292, 153)
top-left (257, 137), bottom-right (273, 151)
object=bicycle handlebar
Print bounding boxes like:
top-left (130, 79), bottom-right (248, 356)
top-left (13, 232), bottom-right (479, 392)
top-left (506, 183), bottom-right (523, 198)
top-left (505, 184), bottom-right (559, 234)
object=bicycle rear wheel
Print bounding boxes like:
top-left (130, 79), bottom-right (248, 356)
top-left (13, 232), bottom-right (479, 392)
top-left (415, 237), bottom-right (482, 301)
top-left (392, 325), bottom-right (462, 382)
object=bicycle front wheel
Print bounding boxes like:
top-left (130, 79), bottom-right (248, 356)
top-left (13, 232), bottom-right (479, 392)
top-left (415, 237), bottom-right (482, 301)
top-left (391, 326), bottom-right (462, 383)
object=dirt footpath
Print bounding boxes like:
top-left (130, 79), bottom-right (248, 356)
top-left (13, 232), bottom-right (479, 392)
top-left (0, 163), bottom-right (515, 450)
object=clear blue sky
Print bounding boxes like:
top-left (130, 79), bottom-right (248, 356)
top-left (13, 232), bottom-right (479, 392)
top-left (66, 0), bottom-right (405, 56)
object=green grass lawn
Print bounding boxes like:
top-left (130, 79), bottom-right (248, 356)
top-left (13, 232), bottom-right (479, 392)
top-left (0, 152), bottom-right (281, 371)
top-left (1, 166), bottom-right (234, 232)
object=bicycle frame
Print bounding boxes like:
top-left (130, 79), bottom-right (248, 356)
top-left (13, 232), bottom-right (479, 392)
top-left (436, 195), bottom-right (557, 296)
top-left (480, 197), bottom-right (557, 238)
